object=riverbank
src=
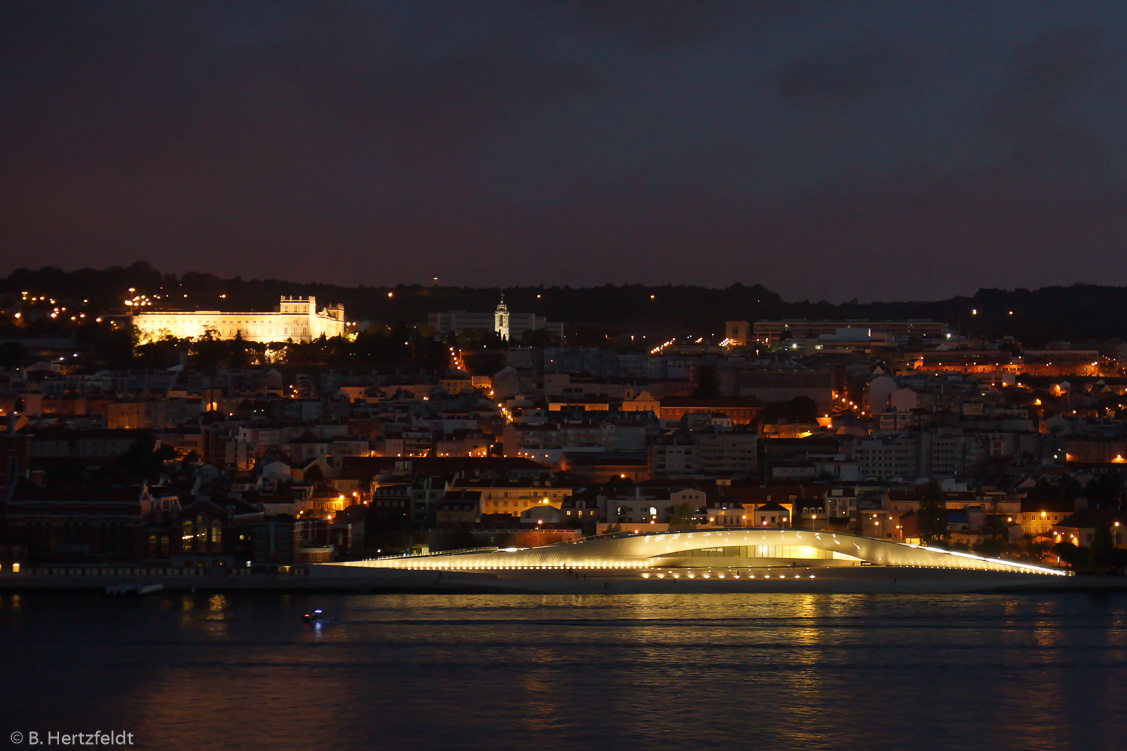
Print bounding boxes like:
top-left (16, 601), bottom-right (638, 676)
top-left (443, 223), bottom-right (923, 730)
top-left (1, 564), bottom-right (1122, 595)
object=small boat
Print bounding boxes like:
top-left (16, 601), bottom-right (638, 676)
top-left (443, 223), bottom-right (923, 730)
top-left (303, 608), bottom-right (336, 624)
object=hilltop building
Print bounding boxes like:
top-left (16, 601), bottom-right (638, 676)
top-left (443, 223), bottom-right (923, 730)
top-left (428, 298), bottom-right (564, 341)
top-left (724, 321), bottom-right (750, 346)
top-left (133, 296), bottom-right (346, 344)
top-left (754, 319), bottom-right (948, 344)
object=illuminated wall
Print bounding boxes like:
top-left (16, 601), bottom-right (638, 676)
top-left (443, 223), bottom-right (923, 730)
top-left (133, 296), bottom-right (346, 344)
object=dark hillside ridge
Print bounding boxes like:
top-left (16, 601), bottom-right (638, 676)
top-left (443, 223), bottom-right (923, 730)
top-left (3, 262), bottom-right (1126, 344)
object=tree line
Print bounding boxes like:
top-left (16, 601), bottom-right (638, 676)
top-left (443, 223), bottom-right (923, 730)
top-left (13, 264), bottom-right (1127, 343)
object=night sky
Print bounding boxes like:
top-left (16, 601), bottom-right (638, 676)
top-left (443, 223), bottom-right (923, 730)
top-left (3, 1), bottom-right (1126, 302)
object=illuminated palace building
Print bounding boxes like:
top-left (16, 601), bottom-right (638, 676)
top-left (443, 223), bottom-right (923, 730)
top-left (133, 296), bottom-right (346, 344)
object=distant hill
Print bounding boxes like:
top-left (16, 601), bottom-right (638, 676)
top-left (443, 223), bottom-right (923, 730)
top-left (4, 262), bottom-right (1127, 345)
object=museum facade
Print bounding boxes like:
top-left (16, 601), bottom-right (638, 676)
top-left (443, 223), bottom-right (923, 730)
top-left (341, 529), bottom-right (1068, 576)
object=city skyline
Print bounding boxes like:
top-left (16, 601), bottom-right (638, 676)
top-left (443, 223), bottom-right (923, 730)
top-left (3, 2), bottom-right (1127, 301)
top-left (4, 7), bottom-right (1127, 746)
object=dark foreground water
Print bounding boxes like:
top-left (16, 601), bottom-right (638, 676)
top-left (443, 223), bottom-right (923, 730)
top-left (2, 592), bottom-right (1127, 751)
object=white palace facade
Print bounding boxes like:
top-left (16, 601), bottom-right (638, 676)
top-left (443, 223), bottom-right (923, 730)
top-left (133, 296), bottom-right (347, 344)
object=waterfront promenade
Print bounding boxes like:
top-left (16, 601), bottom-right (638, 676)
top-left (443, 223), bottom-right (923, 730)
top-left (1, 564), bottom-right (1121, 595)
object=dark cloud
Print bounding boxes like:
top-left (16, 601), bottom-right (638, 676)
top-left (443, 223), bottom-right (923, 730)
top-left (2, 2), bottom-right (1127, 300)
top-left (302, 35), bottom-right (600, 161)
top-left (985, 26), bottom-right (1103, 136)
top-left (452, 126), bottom-right (1123, 302)
top-left (745, 127), bottom-right (1123, 300)
top-left (551, 0), bottom-right (749, 47)
top-left (0, 2), bottom-right (601, 205)
top-left (773, 40), bottom-right (920, 101)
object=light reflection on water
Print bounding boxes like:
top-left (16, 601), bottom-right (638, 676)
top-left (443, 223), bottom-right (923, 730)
top-left (1, 592), bottom-right (1126, 751)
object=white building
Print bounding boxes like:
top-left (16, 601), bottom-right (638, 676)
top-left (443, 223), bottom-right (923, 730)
top-left (428, 301), bottom-right (564, 340)
top-left (851, 430), bottom-right (975, 480)
top-left (133, 296), bottom-right (346, 344)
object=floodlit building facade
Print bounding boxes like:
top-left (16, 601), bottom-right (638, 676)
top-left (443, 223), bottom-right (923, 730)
top-left (133, 296), bottom-right (346, 344)
top-left (336, 529), bottom-right (1068, 575)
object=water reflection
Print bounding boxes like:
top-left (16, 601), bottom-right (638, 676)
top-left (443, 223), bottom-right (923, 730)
top-left (200, 594), bottom-right (231, 639)
top-left (517, 646), bottom-right (567, 735)
top-left (1033, 599), bottom-right (1063, 662)
top-left (2, 592), bottom-right (1126, 751)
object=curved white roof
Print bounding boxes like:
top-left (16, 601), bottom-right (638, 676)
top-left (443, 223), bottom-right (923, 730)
top-left (342, 529), bottom-right (1067, 576)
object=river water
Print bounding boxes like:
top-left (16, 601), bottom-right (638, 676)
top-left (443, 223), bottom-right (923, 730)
top-left (2, 592), bottom-right (1126, 751)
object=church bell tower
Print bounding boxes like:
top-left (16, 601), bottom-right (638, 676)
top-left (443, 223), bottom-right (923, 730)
top-left (494, 295), bottom-right (510, 341)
